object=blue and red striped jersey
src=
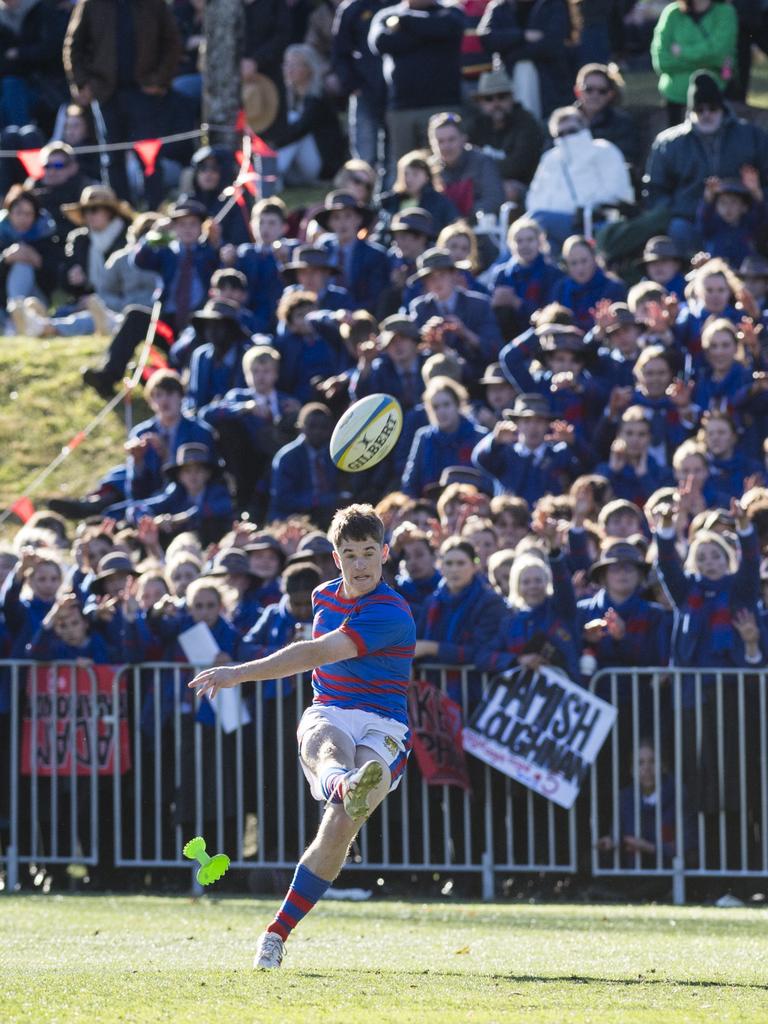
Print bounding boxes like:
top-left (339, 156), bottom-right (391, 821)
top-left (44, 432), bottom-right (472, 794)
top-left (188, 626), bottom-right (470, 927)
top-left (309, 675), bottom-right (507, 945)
top-left (311, 577), bottom-right (416, 725)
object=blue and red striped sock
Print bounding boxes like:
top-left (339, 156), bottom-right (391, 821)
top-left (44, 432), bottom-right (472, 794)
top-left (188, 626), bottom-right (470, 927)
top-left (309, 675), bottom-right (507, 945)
top-left (319, 765), bottom-right (352, 804)
top-left (266, 863), bottom-right (330, 941)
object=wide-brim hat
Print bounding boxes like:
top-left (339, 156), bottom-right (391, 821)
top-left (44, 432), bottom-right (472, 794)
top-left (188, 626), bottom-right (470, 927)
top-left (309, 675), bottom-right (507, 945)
top-left (92, 551), bottom-right (138, 593)
top-left (245, 534), bottom-right (287, 570)
top-left (474, 67), bottom-right (513, 99)
top-left (479, 362), bottom-right (510, 386)
top-left (436, 465), bottom-right (494, 497)
top-left (739, 254), bottom-right (768, 278)
top-left (390, 208), bottom-right (435, 238)
top-left (282, 244), bottom-right (341, 279)
top-left (241, 74), bottom-right (280, 135)
top-left (407, 247), bottom-right (469, 286)
top-left (297, 531), bottom-right (335, 555)
top-left (315, 190), bottom-right (375, 231)
top-left (641, 235), bottom-right (682, 264)
top-left (206, 547), bottom-right (258, 578)
top-left (190, 298), bottom-right (251, 337)
top-left (379, 313), bottom-right (421, 346)
top-left (605, 303), bottom-right (643, 334)
top-left (589, 541), bottom-right (649, 582)
top-left (60, 185), bottom-right (135, 227)
top-left (536, 323), bottom-right (586, 353)
top-left (163, 442), bottom-right (218, 479)
top-left (167, 197), bottom-right (209, 221)
top-left (504, 393), bottom-right (555, 419)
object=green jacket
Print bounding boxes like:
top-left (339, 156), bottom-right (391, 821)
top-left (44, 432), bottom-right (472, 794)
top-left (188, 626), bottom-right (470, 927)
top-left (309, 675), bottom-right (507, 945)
top-left (650, 2), bottom-right (737, 105)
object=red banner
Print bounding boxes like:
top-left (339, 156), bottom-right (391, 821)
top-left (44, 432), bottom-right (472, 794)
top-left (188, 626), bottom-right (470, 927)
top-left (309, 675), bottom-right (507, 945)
top-left (21, 664), bottom-right (131, 776)
top-left (408, 680), bottom-right (470, 790)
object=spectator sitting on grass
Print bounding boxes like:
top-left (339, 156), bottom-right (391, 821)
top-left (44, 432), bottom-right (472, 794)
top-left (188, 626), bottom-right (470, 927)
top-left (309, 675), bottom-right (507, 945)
top-left (1, 185), bottom-right (58, 333)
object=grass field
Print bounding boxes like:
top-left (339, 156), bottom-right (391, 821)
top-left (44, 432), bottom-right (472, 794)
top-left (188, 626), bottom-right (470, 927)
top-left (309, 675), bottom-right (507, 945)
top-left (1, 896), bottom-right (766, 1023)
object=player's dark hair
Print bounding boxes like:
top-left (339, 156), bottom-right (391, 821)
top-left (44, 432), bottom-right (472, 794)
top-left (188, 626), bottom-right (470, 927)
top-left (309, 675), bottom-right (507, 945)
top-left (329, 504), bottom-right (385, 549)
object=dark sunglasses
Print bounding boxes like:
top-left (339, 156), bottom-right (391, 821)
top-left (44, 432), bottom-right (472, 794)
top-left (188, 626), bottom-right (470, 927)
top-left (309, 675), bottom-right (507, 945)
top-left (694, 104), bottom-right (720, 114)
top-left (43, 159), bottom-right (69, 170)
top-left (556, 125), bottom-right (582, 137)
top-left (479, 92), bottom-right (510, 101)
top-left (583, 85), bottom-right (610, 95)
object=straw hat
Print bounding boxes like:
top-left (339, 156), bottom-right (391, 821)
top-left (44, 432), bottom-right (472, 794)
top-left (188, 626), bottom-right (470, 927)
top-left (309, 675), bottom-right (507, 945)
top-left (60, 185), bottom-right (135, 226)
top-left (241, 74), bottom-right (280, 134)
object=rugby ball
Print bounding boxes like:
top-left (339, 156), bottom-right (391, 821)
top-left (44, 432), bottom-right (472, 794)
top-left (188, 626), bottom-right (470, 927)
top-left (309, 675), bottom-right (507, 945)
top-left (330, 393), bottom-right (403, 472)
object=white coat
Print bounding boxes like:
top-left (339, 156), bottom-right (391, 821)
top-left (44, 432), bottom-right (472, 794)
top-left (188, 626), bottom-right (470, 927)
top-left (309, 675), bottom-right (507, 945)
top-left (526, 130), bottom-right (635, 216)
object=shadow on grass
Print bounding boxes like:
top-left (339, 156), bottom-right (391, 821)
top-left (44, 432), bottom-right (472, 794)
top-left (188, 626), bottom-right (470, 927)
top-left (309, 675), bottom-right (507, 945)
top-left (295, 969), bottom-right (768, 991)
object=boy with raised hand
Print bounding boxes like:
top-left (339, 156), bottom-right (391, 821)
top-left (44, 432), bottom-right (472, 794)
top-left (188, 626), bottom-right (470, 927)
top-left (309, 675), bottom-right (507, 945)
top-left (189, 504), bottom-right (416, 969)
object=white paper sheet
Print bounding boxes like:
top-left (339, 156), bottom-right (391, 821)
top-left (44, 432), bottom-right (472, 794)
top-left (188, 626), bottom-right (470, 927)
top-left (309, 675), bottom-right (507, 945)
top-left (180, 622), bottom-right (252, 734)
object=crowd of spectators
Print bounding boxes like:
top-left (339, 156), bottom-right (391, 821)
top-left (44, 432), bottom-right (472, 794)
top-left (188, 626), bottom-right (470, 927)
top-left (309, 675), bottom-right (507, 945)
top-left (2, 0), bottom-right (768, 879)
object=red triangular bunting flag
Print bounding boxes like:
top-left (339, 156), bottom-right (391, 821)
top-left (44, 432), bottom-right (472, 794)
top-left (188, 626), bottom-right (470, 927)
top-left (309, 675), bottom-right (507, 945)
top-left (17, 149), bottom-right (43, 180)
top-left (250, 134), bottom-right (277, 158)
top-left (154, 319), bottom-right (175, 342)
top-left (133, 138), bottom-right (163, 176)
top-left (11, 496), bottom-right (35, 522)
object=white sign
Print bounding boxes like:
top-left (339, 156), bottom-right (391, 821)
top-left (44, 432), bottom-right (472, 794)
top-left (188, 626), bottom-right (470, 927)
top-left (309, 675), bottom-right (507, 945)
top-left (179, 622), bottom-right (251, 735)
top-left (463, 666), bottom-right (617, 809)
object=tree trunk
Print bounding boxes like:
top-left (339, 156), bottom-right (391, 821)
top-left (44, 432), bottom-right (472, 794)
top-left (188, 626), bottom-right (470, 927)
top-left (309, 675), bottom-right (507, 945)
top-left (203, 0), bottom-right (242, 148)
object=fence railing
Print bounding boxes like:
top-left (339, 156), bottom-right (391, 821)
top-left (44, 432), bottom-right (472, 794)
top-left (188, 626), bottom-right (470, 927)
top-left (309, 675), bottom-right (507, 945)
top-left (1, 660), bottom-right (764, 903)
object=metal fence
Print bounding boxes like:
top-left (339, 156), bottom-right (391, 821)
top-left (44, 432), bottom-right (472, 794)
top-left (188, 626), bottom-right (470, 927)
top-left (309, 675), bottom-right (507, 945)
top-left (1, 660), bottom-right (765, 903)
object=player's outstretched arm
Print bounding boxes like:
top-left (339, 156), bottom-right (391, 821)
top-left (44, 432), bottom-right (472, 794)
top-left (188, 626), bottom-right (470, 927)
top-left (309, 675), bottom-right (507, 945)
top-left (188, 629), bottom-right (359, 699)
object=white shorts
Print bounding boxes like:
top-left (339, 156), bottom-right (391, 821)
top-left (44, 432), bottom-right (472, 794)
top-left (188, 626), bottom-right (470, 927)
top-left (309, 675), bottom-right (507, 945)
top-left (297, 704), bottom-right (411, 802)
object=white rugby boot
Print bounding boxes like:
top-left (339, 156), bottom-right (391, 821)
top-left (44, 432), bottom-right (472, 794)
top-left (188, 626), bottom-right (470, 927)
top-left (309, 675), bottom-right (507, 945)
top-left (343, 760), bottom-right (383, 823)
top-left (253, 930), bottom-right (285, 969)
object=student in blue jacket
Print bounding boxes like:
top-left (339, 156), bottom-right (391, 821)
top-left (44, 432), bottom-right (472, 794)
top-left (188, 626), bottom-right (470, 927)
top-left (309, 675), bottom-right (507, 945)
top-left (227, 197), bottom-right (289, 333)
top-left (315, 189), bottom-right (389, 314)
top-left (199, 345), bottom-right (300, 515)
top-left (127, 368), bottom-right (216, 501)
top-left (389, 524), bottom-right (441, 623)
top-left (133, 197), bottom-right (220, 333)
top-left (268, 403), bottom-right (346, 528)
top-left (408, 247), bottom-right (502, 385)
top-left (577, 540), bottom-right (671, 718)
top-left (350, 314), bottom-right (426, 413)
top-left (472, 392), bottom-right (582, 507)
top-left (185, 299), bottom-right (255, 412)
top-left (280, 244), bottom-right (356, 313)
top-left (27, 591), bottom-right (116, 663)
top-left (652, 498), bottom-right (761, 815)
top-left (1, 547), bottom-right (63, 659)
top-left (273, 289), bottom-right (351, 403)
top-left (488, 216), bottom-right (564, 338)
top-left (403, 376), bottom-right (487, 499)
top-left (151, 576), bottom-right (241, 849)
top-left (120, 443), bottom-right (233, 546)
top-left (414, 538), bottom-right (507, 709)
top-left (552, 236), bottom-right (626, 331)
top-left (238, 562), bottom-right (321, 859)
top-left (477, 546), bottom-right (580, 681)
top-left (207, 547), bottom-right (263, 639)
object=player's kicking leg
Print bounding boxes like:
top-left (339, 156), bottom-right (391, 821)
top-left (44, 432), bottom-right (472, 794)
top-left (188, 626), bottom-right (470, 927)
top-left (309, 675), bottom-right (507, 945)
top-left (254, 726), bottom-right (390, 968)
